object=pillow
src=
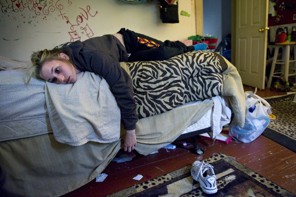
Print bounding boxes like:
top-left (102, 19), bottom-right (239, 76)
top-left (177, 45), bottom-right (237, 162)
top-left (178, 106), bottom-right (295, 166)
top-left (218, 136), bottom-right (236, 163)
top-left (45, 72), bottom-right (121, 146)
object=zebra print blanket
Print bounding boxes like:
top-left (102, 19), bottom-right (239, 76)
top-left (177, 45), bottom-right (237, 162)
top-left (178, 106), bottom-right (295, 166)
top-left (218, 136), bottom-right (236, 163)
top-left (127, 51), bottom-right (228, 119)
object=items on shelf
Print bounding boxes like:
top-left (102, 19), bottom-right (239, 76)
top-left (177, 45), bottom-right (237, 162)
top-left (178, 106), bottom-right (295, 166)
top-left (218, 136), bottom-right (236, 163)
top-left (274, 26), bottom-right (296, 43)
top-left (188, 34), bottom-right (218, 50)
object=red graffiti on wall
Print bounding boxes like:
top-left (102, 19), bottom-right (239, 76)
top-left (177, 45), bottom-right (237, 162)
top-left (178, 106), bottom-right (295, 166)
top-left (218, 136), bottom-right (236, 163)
top-left (0, 0), bottom-right (98, 41)
top-left (0, 0), bottom-right (69, 17)
top-left (58, 5), bottom-right (97, 41)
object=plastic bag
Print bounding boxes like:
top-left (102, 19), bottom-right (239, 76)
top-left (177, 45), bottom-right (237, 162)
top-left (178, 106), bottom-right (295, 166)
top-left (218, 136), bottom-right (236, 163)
top-left (230, 91), bottom-right (271, 143)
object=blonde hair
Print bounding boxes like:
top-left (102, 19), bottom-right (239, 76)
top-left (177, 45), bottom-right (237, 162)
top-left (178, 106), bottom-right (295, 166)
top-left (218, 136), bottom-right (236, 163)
top-left (30, 48), bottom-right (63, 80)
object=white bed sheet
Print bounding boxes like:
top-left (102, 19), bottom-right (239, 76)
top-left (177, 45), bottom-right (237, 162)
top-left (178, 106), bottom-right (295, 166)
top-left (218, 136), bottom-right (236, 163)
top-left (182, 108), bottom-right (212, 134)
top-left (181, 96), bottom-right (231, 138)
top-left (0, 69), bottom-right (215, 143)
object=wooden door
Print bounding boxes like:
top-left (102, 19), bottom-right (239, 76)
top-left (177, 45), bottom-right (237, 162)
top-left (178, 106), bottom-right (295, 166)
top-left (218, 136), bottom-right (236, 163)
top-left (232, 0), bottom-right (269, 89)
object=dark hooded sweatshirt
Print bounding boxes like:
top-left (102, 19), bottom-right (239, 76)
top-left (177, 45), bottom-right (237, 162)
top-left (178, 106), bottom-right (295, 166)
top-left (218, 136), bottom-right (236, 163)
top-left (63, 34), bottom-right (138, 131)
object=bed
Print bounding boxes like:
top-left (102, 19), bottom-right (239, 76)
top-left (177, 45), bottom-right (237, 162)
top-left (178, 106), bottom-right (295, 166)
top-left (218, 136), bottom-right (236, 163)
top-left (0, 51), bottom-right (245, 197)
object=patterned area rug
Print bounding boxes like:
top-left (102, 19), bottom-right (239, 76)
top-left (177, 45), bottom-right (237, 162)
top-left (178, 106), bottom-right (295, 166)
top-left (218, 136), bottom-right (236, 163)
top-left (264, 93), bottom-right (296, 152)
top-left (108, 153), bottom-right (294, 197)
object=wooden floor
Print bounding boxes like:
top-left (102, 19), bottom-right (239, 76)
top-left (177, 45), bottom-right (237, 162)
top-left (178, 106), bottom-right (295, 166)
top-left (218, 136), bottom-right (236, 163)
top-left (64, 87), bottom-right (296, 197)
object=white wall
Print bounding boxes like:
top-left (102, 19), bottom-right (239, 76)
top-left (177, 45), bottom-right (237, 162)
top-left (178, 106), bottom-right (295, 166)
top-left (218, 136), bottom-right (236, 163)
top-left (0, 0), bottom-right (197, 61)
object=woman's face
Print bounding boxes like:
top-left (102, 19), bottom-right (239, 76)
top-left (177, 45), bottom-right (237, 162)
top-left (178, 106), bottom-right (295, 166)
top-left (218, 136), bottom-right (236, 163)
top-left (40, 53), bottom-right (79, 84)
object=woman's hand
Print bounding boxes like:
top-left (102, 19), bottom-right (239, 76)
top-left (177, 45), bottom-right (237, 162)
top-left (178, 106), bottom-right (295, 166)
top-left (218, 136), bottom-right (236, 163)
top-left (124, 129), bottom-right (137, 152)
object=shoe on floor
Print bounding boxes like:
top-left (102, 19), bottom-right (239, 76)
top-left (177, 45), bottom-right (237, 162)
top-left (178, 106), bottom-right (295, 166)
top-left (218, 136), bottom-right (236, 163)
top-left (191, 160), bottom-right (217, 194)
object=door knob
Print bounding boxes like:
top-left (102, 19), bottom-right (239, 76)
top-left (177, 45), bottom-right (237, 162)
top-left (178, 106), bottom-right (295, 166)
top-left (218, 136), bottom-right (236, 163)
top-left (258, 27), bottom-right (269, 32)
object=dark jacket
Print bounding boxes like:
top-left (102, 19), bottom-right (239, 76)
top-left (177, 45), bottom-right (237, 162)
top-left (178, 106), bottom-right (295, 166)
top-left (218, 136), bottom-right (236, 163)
top-left (63, 35), bottom-right (138, 130)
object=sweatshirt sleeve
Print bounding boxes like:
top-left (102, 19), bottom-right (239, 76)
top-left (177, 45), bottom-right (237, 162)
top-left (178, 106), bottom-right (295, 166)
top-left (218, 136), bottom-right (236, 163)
top-left (76, 50), bottom-right (138, 130)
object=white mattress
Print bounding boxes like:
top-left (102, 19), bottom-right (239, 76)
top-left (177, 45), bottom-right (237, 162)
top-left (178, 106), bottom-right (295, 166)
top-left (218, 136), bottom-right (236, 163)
top-left (0, 69), bottom-right (213, 142)
top-left (0, 116), bottom-right (51, 142)
top-left (0, 70), bottom-right (52, 142)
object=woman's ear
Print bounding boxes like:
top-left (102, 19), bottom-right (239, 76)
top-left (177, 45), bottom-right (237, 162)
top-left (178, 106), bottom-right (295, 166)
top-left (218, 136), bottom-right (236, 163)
top-left (59, 52), bottom-right (70, 60)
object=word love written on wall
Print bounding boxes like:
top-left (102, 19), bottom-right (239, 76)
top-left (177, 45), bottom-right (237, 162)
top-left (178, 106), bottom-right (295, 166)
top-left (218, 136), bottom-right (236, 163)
top-left (0, 0), bottom-right (98, 41)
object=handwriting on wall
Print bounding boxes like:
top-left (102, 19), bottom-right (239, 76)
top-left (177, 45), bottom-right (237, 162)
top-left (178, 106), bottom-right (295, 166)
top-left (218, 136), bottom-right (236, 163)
top-left (0, 0), bottom-right (98, 41)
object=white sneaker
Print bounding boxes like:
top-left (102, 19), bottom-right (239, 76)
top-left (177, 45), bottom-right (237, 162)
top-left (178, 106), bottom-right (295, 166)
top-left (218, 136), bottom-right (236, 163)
top-left (191, 160), bottom-right (218, 194)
